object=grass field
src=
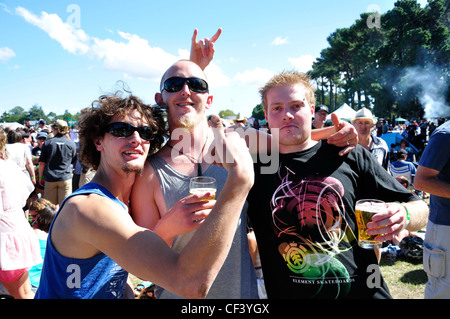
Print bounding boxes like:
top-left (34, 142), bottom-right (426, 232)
top-left (131, 256), bottom-right (428, 299)
top-left (380, 256), bottom-right (427, 299)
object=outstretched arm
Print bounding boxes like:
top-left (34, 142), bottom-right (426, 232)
top-left (312, 113), bottom-right (358, 156)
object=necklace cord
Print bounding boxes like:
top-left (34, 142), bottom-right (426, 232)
top-left (167, 135), bottom-right (208, 176)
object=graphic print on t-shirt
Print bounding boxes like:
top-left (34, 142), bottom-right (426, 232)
top-left (270, 167), bottom-right (357, 297)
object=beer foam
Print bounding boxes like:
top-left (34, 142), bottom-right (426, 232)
top-left (355, 205), bottom-right (384, 213)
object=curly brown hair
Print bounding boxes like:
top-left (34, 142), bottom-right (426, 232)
top-left (78, 92), bottom-right (167, 170)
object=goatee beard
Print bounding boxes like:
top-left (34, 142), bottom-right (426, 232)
top-left (177, 115), bottom-right (196, 129)
top-left (122, 163), bottom-right (144, 175)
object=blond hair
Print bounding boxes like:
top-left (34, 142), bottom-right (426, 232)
top-left (259, 70), bottom-right (316, 111)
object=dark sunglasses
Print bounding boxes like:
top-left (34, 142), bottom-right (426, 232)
top-left (106, 122), bottom-right (155, 141)
top-left (162, 77), bottom-right (209, 93)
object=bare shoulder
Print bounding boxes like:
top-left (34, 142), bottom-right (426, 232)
top-left (52, 193), bottom-right (132, 258)
top-left (131, 159), bottom-right (166, 228)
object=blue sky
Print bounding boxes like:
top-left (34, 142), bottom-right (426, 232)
top-left (0, 0), bottom-right (428, 119)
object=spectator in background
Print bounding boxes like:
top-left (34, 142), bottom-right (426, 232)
top-left (234, 113), bottom-right (247, 127)
top-left (0, 127), bottom-right (41, 299)
top-left (38, 120), bottom-right (77, 206)
top-left (351, 107), bottom-right (390, 171)
top-left (312, 105), bottom-right (329, 129)
top-left (31, 132), bottom-right (48, 200)
top-left (395, 139), bottom-right (416, 162)
top-left (28, 198), bottom-right (57, 292)
top-left (6, 130), bottom-right (36, 186)
top-left (37, 119), bottom-right (47, 132)
top-left (252, 119), bottom-right (261, 130)
top-left (390, 149), bottom-right (417, 187)
top-left (414, 120), bottom-right (450, 299)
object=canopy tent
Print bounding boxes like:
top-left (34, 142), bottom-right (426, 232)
top-left (0, 122), bottom-right (24, 130)
top-left (326, 103), bottom-right (357, 122)
top-left (395, 117), bottom-right (408, 123)
top-left (380, 132), bottom-right (419, 154)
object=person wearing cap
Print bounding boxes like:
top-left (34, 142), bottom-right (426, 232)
top-left (37, 119), bottom-right (47, 132)
top-left (38, 120), bottom-right (77, 206)
top-left (351, 107), bottom-right (390, 171)
top-left (32, 132), bottom-right (48, 199)
top-left (312, 105), bottom-right (329, 129)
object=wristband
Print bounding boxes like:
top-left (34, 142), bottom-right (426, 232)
top-left (400, 203), bottom-right (411, 229)
top-left (39, 176), bottom-right (44, 179)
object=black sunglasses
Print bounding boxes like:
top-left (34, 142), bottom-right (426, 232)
top-left (162, 77), bottom-right (209, 93)
top-left (106, 122), bottom-right (155, 141)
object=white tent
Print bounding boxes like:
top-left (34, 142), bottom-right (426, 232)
top-left (0, 122), bottom-right (24, 130)
top-left (326, 103), bottom-right (357, 121)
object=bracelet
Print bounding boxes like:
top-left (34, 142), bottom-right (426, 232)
top-left (39, 176), bottom-right (44, 179)
top-left (399, 203), bottom-right (411, 229)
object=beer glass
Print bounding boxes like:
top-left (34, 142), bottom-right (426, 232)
top-left (355, 199), bottom-right (386, 249)
top-left (189, 177), bottom-right (217, 222)
top-left (189, 177), bottom-right (217, 200)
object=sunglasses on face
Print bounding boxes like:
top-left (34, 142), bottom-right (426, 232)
top-left (161, 77), bottom-right (209, 93)
top-left (106, 122), bottom-right (155, 141)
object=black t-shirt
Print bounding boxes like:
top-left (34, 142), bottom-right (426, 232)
top-left (248, 141), bottom-right (419, 299)
top-left (39, 134), bottom-right (77, 182)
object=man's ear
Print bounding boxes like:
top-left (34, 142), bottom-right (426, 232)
top-left (205, 95), bottom-right (213, 110)
top-left (155, 93), bottom-right (164, 107)
top-left (93, 137), bottom-right (103, 151)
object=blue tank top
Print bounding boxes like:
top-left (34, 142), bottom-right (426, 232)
top-left (34, 183), bottom-right (129, 299)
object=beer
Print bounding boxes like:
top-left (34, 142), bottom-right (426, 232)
top-left (355, 199), bottom-right (385, 249)
top-left (189, 177), bottom-right (217, 222)
top-left (190, 188), bottom-right (216, 201)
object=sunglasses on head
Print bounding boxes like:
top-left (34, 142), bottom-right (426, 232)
top-left (106, 122), bottom-right (155, 141)
top-left (162, 77), bottom-right (209, 93)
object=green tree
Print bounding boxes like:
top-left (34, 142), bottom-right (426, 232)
top-left (218, 109), bottom-right (236, 119)
top-left (28, 104), bottom-right (47, 121)
top-left (251, 104), bottom-right (265, 120)
top-left (310, 0), bottom-right (449, 119)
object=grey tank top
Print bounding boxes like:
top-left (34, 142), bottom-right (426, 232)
top-left (149, 154), bottom-right (258, 299)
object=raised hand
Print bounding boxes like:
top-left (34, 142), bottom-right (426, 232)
top-left (190, 28), bottom-right (222, 70)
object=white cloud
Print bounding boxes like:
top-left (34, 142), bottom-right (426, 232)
top-left (234, 67), bottom-right (275, 87)
top-left (271, 36), bottom-right (288, 46)
top-left (91, 31), bottom-right (177, 81)
top-left (204, 62), bottom-right (230, 88)
top-left (16, 7), bottom-right (90, 55)
top-left (288, 55), bottom-right (317, 73)
top-left (14, 7), bottom-right (205, 82)
top-left (0, 47), bottom-right (15, 61)
top-left (0, 2), bottom-right (12, 14)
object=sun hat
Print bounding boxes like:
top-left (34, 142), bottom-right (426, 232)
top-left (351, 107), bottom-right (376, 124)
